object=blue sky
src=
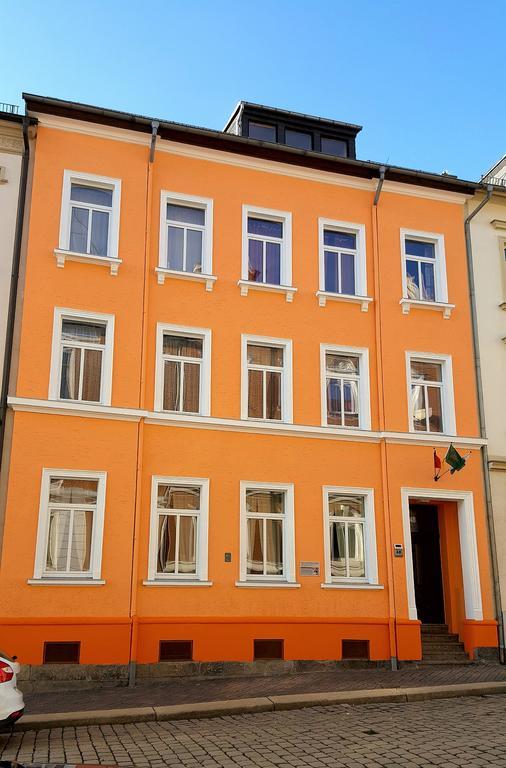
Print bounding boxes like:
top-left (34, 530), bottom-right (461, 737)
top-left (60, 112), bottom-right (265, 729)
top-left (2, 0), bottom-right (504, 180)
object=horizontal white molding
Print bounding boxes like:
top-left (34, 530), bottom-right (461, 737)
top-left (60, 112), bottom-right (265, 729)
top-left (27, 579), bottom-right (106, 586)
top-left (54, 248), bottom-right (122, 275)
top-left (321, 583), bottom-right (384, 590)
top-left (399, 297), bottom-right (455, 319)
top-left (8, 397), bottom-right (487, 447)
top-left (142, 580), bottom-right (213, 587)
top-left (235, 581), bottom-right (301, 588)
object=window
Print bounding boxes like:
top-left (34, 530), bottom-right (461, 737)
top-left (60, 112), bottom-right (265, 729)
top-left (285, 129), bottom-right (312, 150)
top-left (33, 470), bottom-right (106, 582)
top-left (239, 482), bottom-right (295, 584)
top-left (321, 137), bottom-right (348, 157)
top-left (248, 122), bottom-right (276, 142)
top-left (401, 229), bottom-right (448, 305)
top-left (148, 477), bottom-right (209, 582)
top-left (323, 487), bottom-right (378, 586)
top-left (59, 171), bottom-right (121, 260)
top-left (318, 219), bottom-right (368, 305)
top-left (155, 324), bottom-right (211, 415)
top-left (242, 335), bottom-right (293, 423)
top-left (321, 345), bottom-right (370, 429)
top-left (158, 192), bottom-right (213, 279)
top-left (49, 309), bottom-right (114, 406)
top-left (406, 353), bottom-right (455, 435)
top-left (241, 206), bottom-right (292, 290)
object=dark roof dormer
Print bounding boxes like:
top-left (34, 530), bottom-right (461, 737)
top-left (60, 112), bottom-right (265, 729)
top-left (224, 101), bottom-right (362, 160)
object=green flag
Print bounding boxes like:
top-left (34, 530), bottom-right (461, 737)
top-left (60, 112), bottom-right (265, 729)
top-left (445, 444), bottom-right (466, 474)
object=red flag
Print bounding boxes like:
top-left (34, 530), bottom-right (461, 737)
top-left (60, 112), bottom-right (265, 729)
top-left (434, 449), bottom-right (442, 479)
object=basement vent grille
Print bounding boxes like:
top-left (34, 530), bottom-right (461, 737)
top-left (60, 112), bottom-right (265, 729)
top-left (342, 639), bottom-right (370, 660)
top-left (159, 640), bottom-right (193, 662)
top-left (254, 639), bottom-right (284, 660)
top-left (43, 641), bottom-right (80, 664)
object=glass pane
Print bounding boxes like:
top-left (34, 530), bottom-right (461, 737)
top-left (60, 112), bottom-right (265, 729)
top-left (248, 239), bottom-right (263, 282)
top-left (343, 380), bottom-right (359, 427)
top-left (411, 360), bottom-right (442, 382)
top-left (266, 370), bottom-right (282, 420)
top-left (157, 514), bottom-right (176, 573)
top-left (326, 378), bottom-right (342, 425)
top-left (49, 478), bottom-right (98, 504)
top-left (62, 321), bottom-right (106, 345)
top-left (163, 360), bottom-right (180, 411)
top-left (247, 218), bottom-right (283, 238)
top-left (321, 137), bottom-right (347, 157)
top-left (247, 344), bottom-right (283, 367)
top-left (324, 250), bottom-right (339, 293)
top-left (247, 517), bottom-right (264, 574)
top-left (324, 230), bottom-right (356, 249)
top-left (427, 386), bottom-right (443, 432)
top-left (71, 184), bottom-right (112, 207)
top-left (60, 347), bottom-right (81, 400)
top-left (420, 262), bottom-right (436, 301)
top-left (405, 239), bottom-right (435, 259)
top-left (69, 207), bottom-right (89, 253)
top-left (163, 335), bottom-right (202, 358)
top-left (265, 241), bottom-right (281, 285)
top-left (285, 129), bottom-right (312, 150)
top-left (81, 349), bottom-right (102, 402)
top-left (46, 509), bottom-right (70, 571)
top-left (265, 518), bottom-right (283, 575)
top-left (248, 122), bottom-right (276, 142)
top-left (186, 229), bottom-right (203, 273)
top-left (411, 384), bottom-right (427, 431)
top-left (248, 369), bottom-right (263, 418)
top-left (328, 494), bottom-right (365, 518)
top-left (326, 354), bottom-right (359, 375)
top-left (178, 515), bottom-right (197, 574)
top-left (348, 523), bottom-right (365, 578)
top-left (182, 362), bottom-right (200, 413)
top-left (167, 226), bottom-right (184, 270)
top-left (341, 252), bottom-right (356, 295)
top-left (158, 485), bottom-right (200, 510)
top-left (167, 204), bottom-right (205, 226)
top-left (246, 490), bottom-right (284, 515)
top-left (89, 210), bottom-right (109, 256)
top-left (69, 509), bottom-right (93, 572)
top-left (406, 259), bottom-right (420, 299)
top-left (330, 521), bottom-right (346, 577)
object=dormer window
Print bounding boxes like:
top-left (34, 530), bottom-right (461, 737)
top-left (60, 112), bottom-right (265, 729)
top-left (248, 122), bottom-right (276, 142)
top-left (321, 137), bottom-right (348, 157)
top-left (285, 129), bottom-right (312, 150)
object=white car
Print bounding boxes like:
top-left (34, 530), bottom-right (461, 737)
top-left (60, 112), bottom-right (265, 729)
top-left (0, 651), bottom-right (24, 728)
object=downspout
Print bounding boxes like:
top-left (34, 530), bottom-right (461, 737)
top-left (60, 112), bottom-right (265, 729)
top-left (464, 185), bottom-right (505, 663)
top-left (0, 116), bottom-right (30, 468)
top-left (128, 120), bottom-right (159, 687)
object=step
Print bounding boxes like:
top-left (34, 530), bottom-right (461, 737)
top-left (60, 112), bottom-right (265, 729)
top-left (421, 624), bottom-right (448, 633)
top-left (422, 634), bottom-right (460, 643)
top-left (422, 653), bottom-right (469, 661)
top-left (422, 644), bottom-right (466, 654)
top-left (404, 659), bottom-right (475, 667)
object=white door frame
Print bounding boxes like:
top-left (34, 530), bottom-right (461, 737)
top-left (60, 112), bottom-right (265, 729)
top-left (400, 488), bottom-right (483, 622)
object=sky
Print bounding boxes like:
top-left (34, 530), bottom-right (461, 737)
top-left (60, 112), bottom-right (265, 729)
top-left (1, 0), bottom-right (504, 181)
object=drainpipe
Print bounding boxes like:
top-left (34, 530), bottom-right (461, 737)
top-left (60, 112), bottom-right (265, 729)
top-left (0, 116), bottom-right (30, 468)
top-left (464, 184), bottom-right (505, 663)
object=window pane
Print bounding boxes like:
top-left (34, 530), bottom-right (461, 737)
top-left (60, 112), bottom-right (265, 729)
top-left (157, 514), bottom-right (176, 573)
top-left (62, 321), bottom-right (106, 345)
top-left (265, 241), bottom-right (281, 285)
top-left (247, 517), bottom-right (264, 574)
top-left (266, 370), bottom-right (282, 420)
top-left (285, 129), bottom-right (312, 150)
top-left (248, 369), bottom-right (263, 418)
top-left (248, 122), bottom-right (276, 142)
top-left (246, 490), bottom-right (284, 515)
top-left (247, 344), bottom-right (283, 367)
top-left (69, 207), bottom-right (89, 253)
top-left (324, 230), bottom-right (356, 249)
top-left (324, 250), bottom-right (339, 293)
top-left (321, 137), bottom-right (347, 157)
top-left (81, 349), bottom-right (102, 402)
top-left (406, 259), bottom-right (420, 299)
top-left (326, 354), bottom-right (359, 375)
top-left (265, 518), bottom-right (283, 575)
top-left (163, 360), bottom-right (180, 411)
top-left (158, 485), bottom-right (200, 510)
top-left (69, 509), bottom-right (93, 572)
top-left (330, 521), bottom-right (346, 577)
top-left (167, 204), bottom-right (205, 226)
top-left (248, 218), bottom-right (283, 238)
top-left (411, 361), bottom-right (442, 382)
top-left (182, 362), bottom-right (200, 413)
top-left (420, 261), bottom-right (435, 301)
top-left (343, 380), bottom-right (359, 427)
top-left (167, 226), bottom-right (184, 270)
top-left (89, 210), bottom-right (109, 256)
top-left (411, 384), bottom-right (427, 431)
top-left (341, 252), bottom-right (356, 295)
top-left (405, 239), bottom-right (435, 259)
top-left (186, 229), bottom-right (203, 273)
top-left (328, 494), bottom-right (365, 518)
top-left (46, 509), bottom-right (70, 571)
top-left (178, 515), bottom-right (197, 574)
top-left (427, 386), bottom-right (443, 432)
top-left (163, 335), bottom-right (202, 358)
top-left (326, 378), bottom-right (342, 425)
top-left (49, 478), bottom-right (98, 504)
top-left (248, 239), bottom-right (263, 282)
top-left (60, 347), bottom-right (81, 400)
top-left (348, 523), bottom-right (365, 578)
top-left (71, 184), bottom-right (112, 207)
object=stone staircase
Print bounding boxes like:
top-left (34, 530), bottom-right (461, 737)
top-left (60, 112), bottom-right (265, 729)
top-left (421, 624), bottom-right (471, 663)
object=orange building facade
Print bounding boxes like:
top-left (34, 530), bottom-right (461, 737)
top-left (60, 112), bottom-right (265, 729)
top-left (0, 96), bottom-right (498, 673)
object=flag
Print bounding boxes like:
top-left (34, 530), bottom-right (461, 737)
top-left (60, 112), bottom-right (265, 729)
top-left (445, 444), bottom-right (466, 474)
top-left (433, 450), bottom-right (442, 472)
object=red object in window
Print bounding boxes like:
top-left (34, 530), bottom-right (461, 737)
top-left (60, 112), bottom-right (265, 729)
top-left (0, 663), bottom-right (14, 683)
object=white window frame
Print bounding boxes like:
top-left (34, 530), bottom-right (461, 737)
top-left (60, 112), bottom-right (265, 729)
top-left (317, 219), bottom-right (371, 310)
top-left (147, 475), bottom-right (209, 583)
top-left (49, 308), bottom-right (115, 406)
top-left (322, 486), bottom-right (378, 586)
top-left (154, 323), bottom-right (211, 415)
top-left (241, 334), bottom-right (293, 423)
top-left (405, 351), bottom-right (456, 435)
top-left (33, 468), bottom-right (107, 582)
top-left (239, 205), bottom-right (295, 301)
top-left (320, 344), bottom-right (371, 430)
top-left (400, 229), bottom-right (452, 317)
top-left (239, 481), bottom-right (295, 584)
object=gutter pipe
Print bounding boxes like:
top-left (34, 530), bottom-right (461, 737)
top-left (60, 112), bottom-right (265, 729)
top-left (464, 184), bottom-right (505, 664)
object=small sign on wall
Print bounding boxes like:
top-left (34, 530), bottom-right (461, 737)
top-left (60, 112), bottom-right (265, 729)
top-left (300, 561), bottom-right (320, 576)
top-left (394, 544), bottom-right (404, 558)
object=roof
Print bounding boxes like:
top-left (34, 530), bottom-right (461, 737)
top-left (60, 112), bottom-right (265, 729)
top-left (223, 100), bottom-right (363, 134)
top-left (23, 93), bottom-right (483, 196)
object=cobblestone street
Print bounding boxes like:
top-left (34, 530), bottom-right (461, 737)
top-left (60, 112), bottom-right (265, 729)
top-left (2, 694), bottom-right (506, 767)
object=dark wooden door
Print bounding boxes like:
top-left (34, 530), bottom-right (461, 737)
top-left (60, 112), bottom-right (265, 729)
top-left (410, 504), bottom-right (445, 624)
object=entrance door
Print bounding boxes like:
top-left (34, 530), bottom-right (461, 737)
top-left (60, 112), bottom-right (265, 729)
top-left (410, 504), bottom-right (445, 624)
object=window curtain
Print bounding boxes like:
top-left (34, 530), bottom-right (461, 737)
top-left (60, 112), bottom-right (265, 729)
top-left (61, 347), bottom-right (81, 399)
top-left (82, 349), bottom-right (102, 401)
top-left (178, 516), bottom-right (197, 573)
top-left (182, 362), bottom-right (200, 413)
top-left (69, 510), bottom-right (93, 571)
top-left (46, 509), bottom-right (70, 571)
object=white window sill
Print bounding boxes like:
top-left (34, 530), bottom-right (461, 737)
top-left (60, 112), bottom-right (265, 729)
top-left (27, 578), bottom-right (105, 586)
top-left (235, 580), bottom-right (301, 588)
top-left (238, 280), bottom-right (297, 303)
top-left (155, 267), bottom-right (217, 291)
top-left (316, 291), bottom-right (372, 311)
top-left (142, 579), bottom-right (213, 587)
top-left (321, 582), bottom-right (384, 590)
top-left (400, 297), bottom-right (454, 319)
top-left (54, 248), bottom-right (122, 275)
